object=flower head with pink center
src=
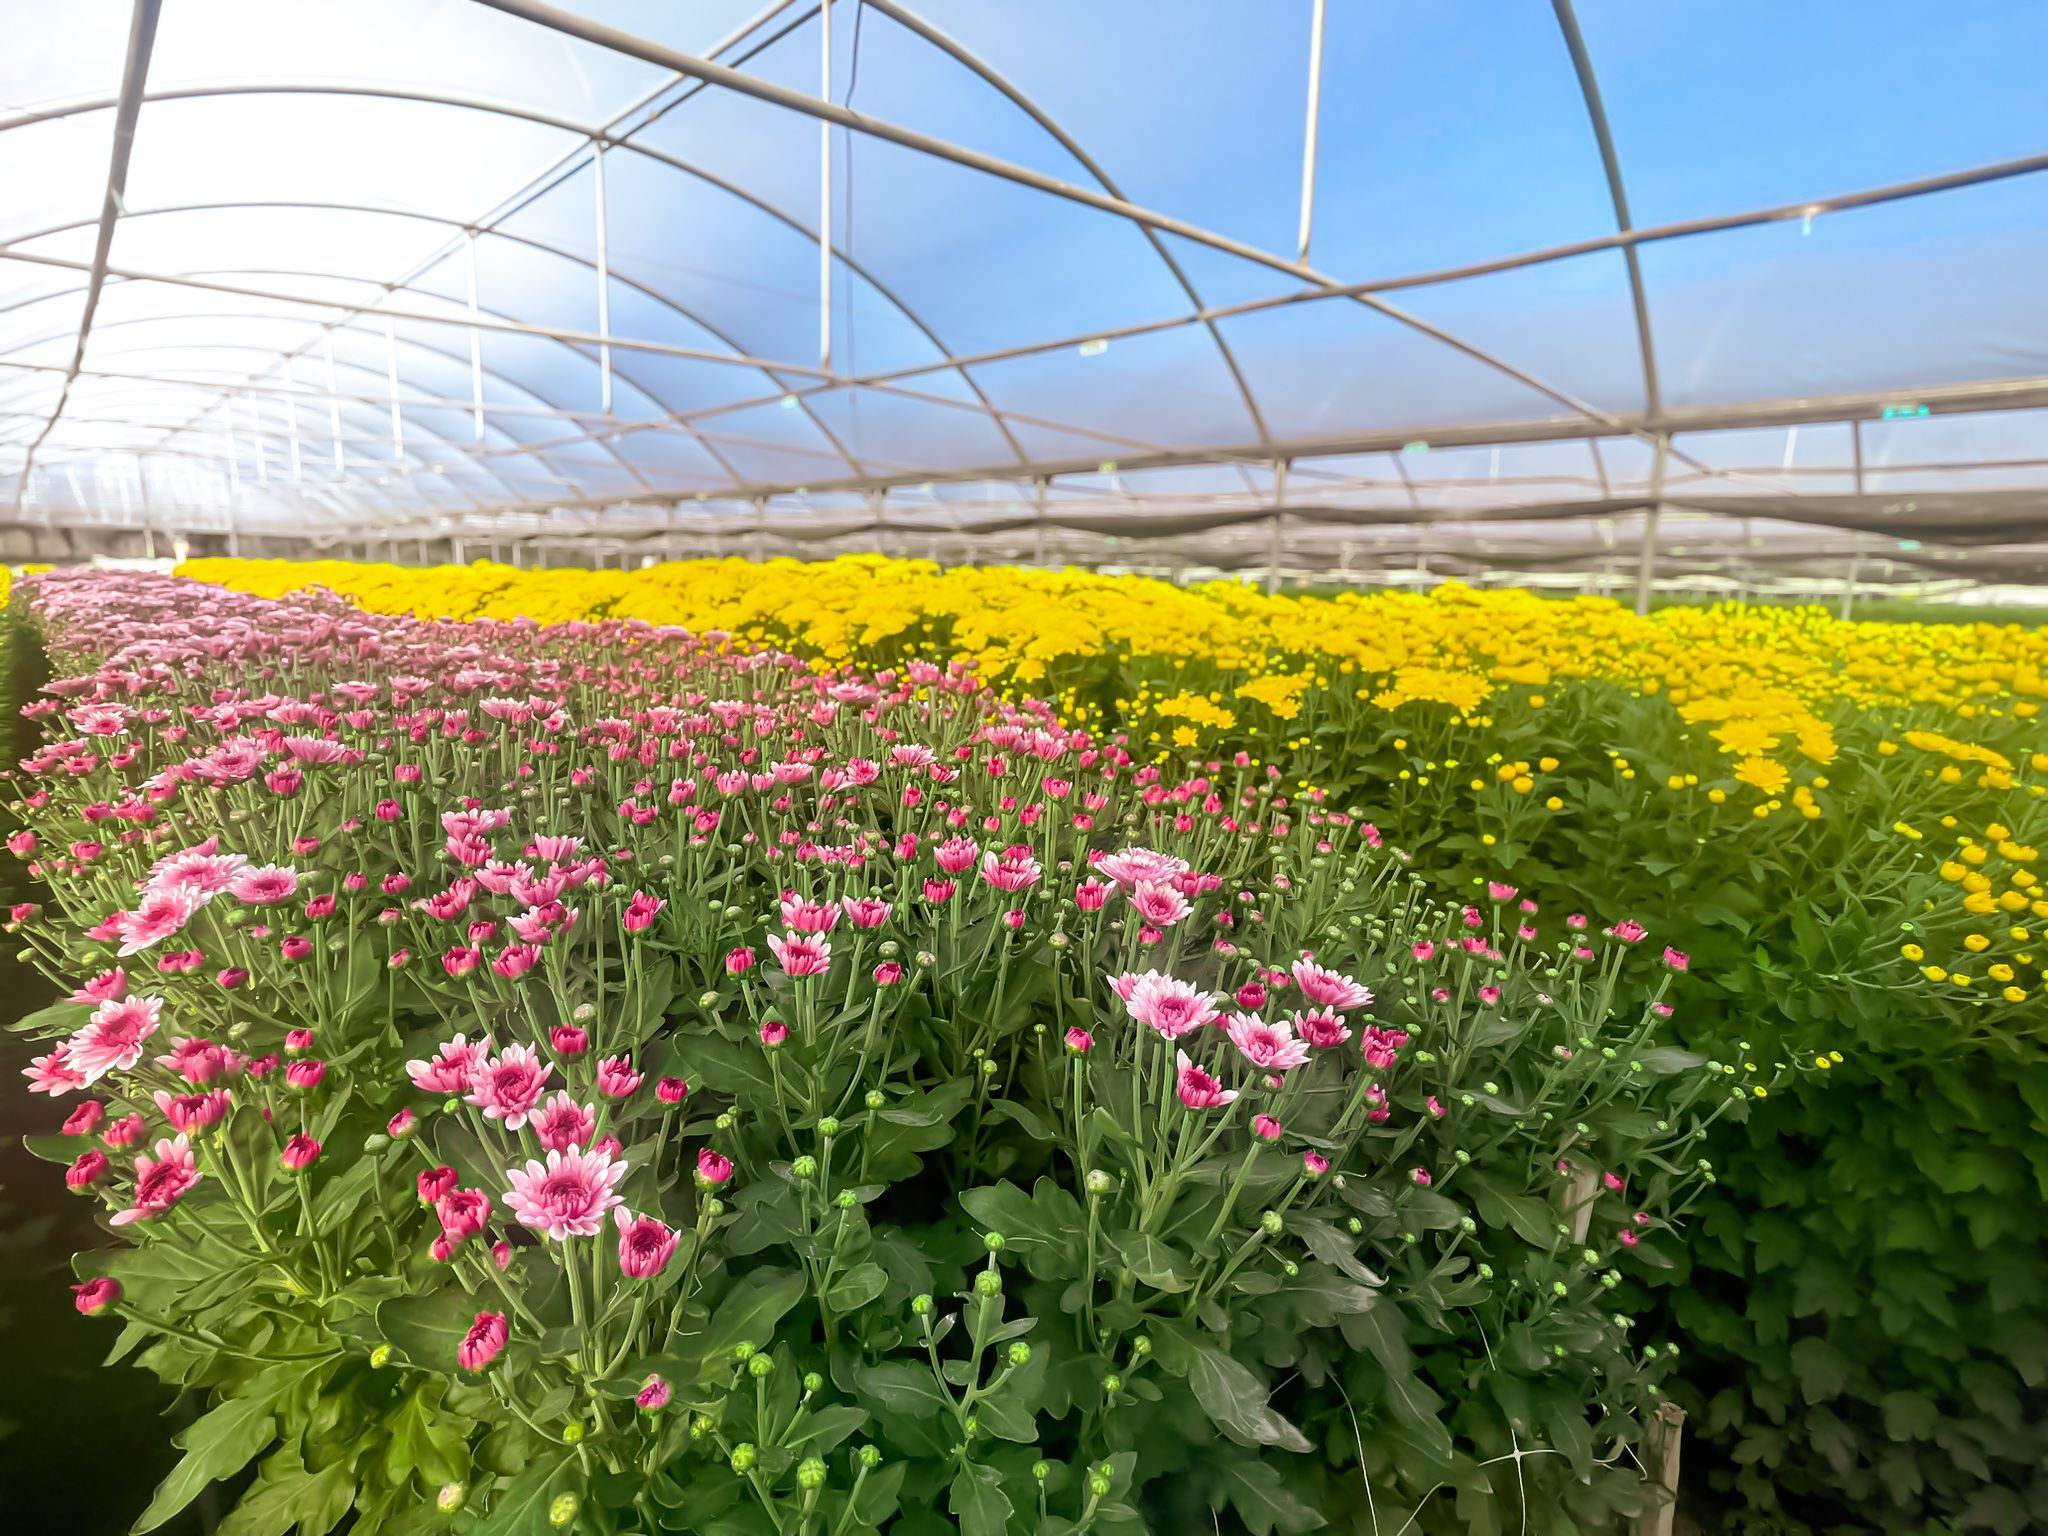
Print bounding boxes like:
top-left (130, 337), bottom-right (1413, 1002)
top-left (597, 1055), bottom-right (643, 1098)
top-left (1096, 846), bottom-right (1191, 892)
top-left (1292, 1008), bottom-right (1352, 1049)
top-left (24, 1046), bottom-right (86, 1096)
top-left (1224, 1013), bottom-right (1311, 1072)
top-left (111, 1134), bottom-right (201, 1226)
top-left (406, 1033), bottom-right (491, 1095)
top-left (1289, 958), bottom-right (1372, 1012)
top-left (1608, 919), bottom-right (1647, 944)
top-left (226, 864), bottom-right (299, 905)
top-left (840, 896), bottom-right (892, 929)
top-left (1359, 1024), bottom-right (1410, 1072)
top-left (778, 894), bottom-right (840, 933)
top-left (1116, 972), bottom-right (1221, 1040)
top-left (979, 848), bottom-right (1042, 892)
top-left (68, 968), bottom-right (127, 1006)
top-left (64, 995), bottom-right (163, 1084)
top-left (152, 1087), bottom-right (233, 1134)
top-left (530, 1090), bottom-right (597, 1153)
top-left (467, 1043), bottom-right (552, 1130)
top-left (933, 836), bottom-right (979, 874)
top-left (143, 842), bottom-right (245, 894)
top-left (114, 888), bottom-right (207, 955)
top-left (503, 1144), bottom-right (628, 1240)
top-left (767, 932), bottom-right (832, 978)
top-left (1174, 1049), bottom-right (1238, 1110)
top-left (615, 1207), bottom-right (680, 1278)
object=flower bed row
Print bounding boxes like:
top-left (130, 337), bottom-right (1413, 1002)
top-left (3, 568), bottom-right (1760, 1535)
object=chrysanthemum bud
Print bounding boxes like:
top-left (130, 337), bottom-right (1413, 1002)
top-left (974, 1270), bottom-right (1001, 1297)
top-left (436, 1482), bottom-right (466, 1514)
top-left (1006, 1341), bottom-right (1031, 1366)
top-left (797, 1456), bottom-right (826, 1491)
top-left (729, 1443), bottom-right (758, 1474)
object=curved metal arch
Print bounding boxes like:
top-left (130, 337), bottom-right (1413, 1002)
top-left (856, 0), bottom-right (1272, 460)
top-left (1549, 0), bottom-right (1661, 417)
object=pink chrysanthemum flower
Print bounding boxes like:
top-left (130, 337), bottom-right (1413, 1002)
top-left (1292, 1008), bottom-right (1351, 1049)
top-left (615, 1208), bottom-right (680, 1278)
top-left (67, 968), bottom-right (127, 1006)
top-left (636, 1374), bottom-right (671, 1412)
top-left (767, 932), bottom-right (832, 978)
top-left (1290, 959), bottom-right (1372, 1012)
top-left (407, 1033), bottom-right (491, 1095)
top-left (596, 1055), bottom-right (643, 1098)
top-left (1129, 879), bottom-right (1192, 929)
top-left (1118, 972), bottom-right (1221, 1040)
top-left (64, 995), bottom-right (164, 1084)
top-left (111, 1134), bottom-right (201, 1226)
top-left (503, 1145), bottom-right (628, 1240)
top-left (1225, 1013), bottom-right (1311, 1072)
top-left (1096, 847), bottom-right (1190, 891)
top-left (458, 1311), bottom-right (507, 1371)
top-left (226, 864), bottom-right (299, 905)
top-left (24, 1046), bottom-right (86, 1096)
top-left (152, 1087), bottom-right (233, 1134)
top-left (694, 1148), bottom-right (734, 1188)
top-left (1174, 1049), bottom-right (1238, 1110)
top-left (933, 836), bottom-right (980, 874)
top-left (530, 1090), bottom-right (596, 1153)
top-left (979, 848), bottom-right (1043, 892)
top-left (840, 896), bottom-right (892, 929)
top-left (114, 888), bottom-right (207, 956)
top-left (467, 1044), bottom-right (552, 1130)
top-left (1609, 919), bottom-right (1648, 944)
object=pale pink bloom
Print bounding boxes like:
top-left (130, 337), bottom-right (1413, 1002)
top-left (68, 968), bottom-right (128, 1006)
top-left (65, 996), bottom-right (164, 1083)
top-left (1073, 879), bottom-right (1112, 911)
top-left (436, 1188), bottom-right (493, 1244)
top-left (1096, 847), bottom-right (1190, 891)
top-left (111, 1134), bottom-right (200, 1226)
top-left (979, 848), bottom-right (1042, 892)
top-left (1662, 946), bottom-right (1689, 972)
top-left (227, 864), bottom-right (299, 905)
top-left (596, 1055), bottom-right (643, 1098)
top-left (1609, 919), bottom-right (1647, 944)
top-left (933, 836), bottom-right (980, 874)
top-left (1359, 1024), bottom-right (1409, 1072)
top-left (1129, 879), bottom-right (1192, 928)
top-left (504, 1144), bottom-right (628, 1240)
top-left (407, 1033), bottom-right (491, 1095)
top-left (615, 1207), bottom-right (680, 1278)
top-left (1253, 1113), bottom-right (1283, 1140)
top-left (767, 932), bottom-right (832, 978)
top-left (779, 895), bottom-right (841, 933)
top-left (114, 888), bottom-right (207, 955)
top-left (458, 1311), bottom-right (507, 1371)
top-left (1225, 1013), bottom-right (1311, 1072)
top-left (1119, 973), bottom-right (1221, 1040)
top-left (24, 1046), bottom-right (86, 1096)
top-left (1174, 1049), bottom-right (1238, 1110)
top-left (530, 1091), bottom-right (597, 1152)
top-left (1293, 1008), bottom-right (1351, 1049)
top-left (1290, 959), bottom-right (1372, 1012)
top-left (468, 1044), bottom-right (552, 1130)
top-left (840, 896), bottom-right (892, 929)
top-left (152, 1087), bottom-right (232, 1133)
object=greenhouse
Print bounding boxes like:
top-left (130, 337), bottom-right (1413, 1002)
top-left (1, 4), bottom-right (2045, 1536)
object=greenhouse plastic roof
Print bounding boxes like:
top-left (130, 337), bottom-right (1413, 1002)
top-left (1, 0), bottom-right (2045, 580)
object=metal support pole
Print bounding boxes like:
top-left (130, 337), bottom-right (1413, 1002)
top-left (1297, 0), bottom-right (1328, 263)
top-left (1265, 460), bottom-right (1288, 595)
top-left (753, 495), bottom-right (768, 562)
top-left (283, 357), bottom-right (303, 482)
top-left (385, 317), bottom-right (405, 464)
top-left (1634, 433), bottom-right (1669, 616)
top-left (594, 142), bottom-right (613, 414)
top-left (1034, 478), bottom-right (1049, 568)
top-left (324, 331), bottom-right (344, 474)
top-left (819, 0), bottom-right (833, 372)
top-left (464, 228), bottom-right (486, 442)
top-left (1839, 551), bottom-right (1862, 622)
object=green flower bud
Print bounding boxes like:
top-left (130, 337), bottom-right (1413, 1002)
top-left (1459, 1217), bottom-right (1476, 1234)
top-left (911, 1294), bottom-right (933, 1317)
top-left (858, 1445), bottom-right (881, 1469)
top-left (715, 1112), bottom-right (735, 1132)
top-left (803, 1371), bottom-right (823, 1393)
top-left (1033, 1460), bottom-right (1053, 1482)
top-left (1089, 1474), bottom-right (1113, 1498)
top-left (974, 1270), bottom-right (1002, 1298)
top-left (963, 1415), bottom-right (979, 1437)
top-left (1552, 1280), bottom-right (1569, 1298)
top-left (865, 1090), bottom-right (886, 1110)
top-left (816, 1116), bottom-right (840, 1137)
top-left (797, 1456), bottom-right (826, 1491)
top-left (791, 1155), bottom-right (818, 1180)
top-left (436, 1482), bottom-right (466, 1514)
top-left (369, 1344), bottom-right (393, 1369)
top-left (984, 1231), bottom-right (1006, 1252)
top-left (573, 1002), bottom-right (596, 1023)
top-left (1477, 1263), bottom-right (1495, 1280)
top-left (1006, 1341), bottom-right (1032, 1367)
top-left (1085, 1169), bottom-right (1114, 1196)
top-left (1346, 1217), bottom-right (1362, 1235)
top-left (1130, 1335), bottom-right (1151, 1357)
top-left (698, 991), bottom-right (719, 1009)
top-left (1582, 1249), bottom-right (1599, 1265)
top-left (1281, 1260), bottom-right (1299, 1278)
top-left (561, 1422), bottom-right (584, 1443)
top-left (1260, 1210), bottom-right (1283, 1237)
top-left (1602, 1272), bottom-right (1621, 1288)
top-left (1454, 1148), bottom-right (1471, 1165)
top-left (834, 1188), bottom-right (856, 1209)
top-left (730, 1443), bottom-right (758, 1474)
top-left (690, 1414), bottom-right (714, 1440)
top-left (548, 1492), bottom-right (579, 1528)
top-left (748, 1353), bottom-right (775, 1378)
top-left (1102, 1373), bottom-right (1122, 1394)
top-left (734, 1341), bottom-right (756, 1362)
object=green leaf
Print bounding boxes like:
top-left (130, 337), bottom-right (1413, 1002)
top-left (5, 998), bottom-right (88, 1037)
top-left (1213, 1455), bottom-right (1326, 1535)
top-left (1186, 1342), bottom-right (1311, 1452)
top-left (785, 1403), bottom-right (869, 1454)
top-left (1790, 1335), bottom-right (1850, 1402)
top-left (852, 1360), bottom-right (951, 1417)
top-left (470, 1448), bottom-right (579, 1536)
top-left (133, 1391), bottom-right (278, 1533)
top-left (822, 1262), bottom-right (888, 1315)
top-left (1464, 1172), bottom-right (1562, 1249)
top-left (948, 1461), bottom-right (1013, 1536)
top-left (376, 1287), bottom-right (488, 1373)
top-left (1634, 1047), bottom-right (1708, 1075)
top-left (1107, 1231), bottom-right (1193, 1293)
top-left (1879, 1390), bottom-right (1939, 1442)
top-left (697, 1268), bottom-right (806, 1378)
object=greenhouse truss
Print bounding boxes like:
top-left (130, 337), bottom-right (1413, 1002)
top-left (1, 0), bottom-right (2045, 599)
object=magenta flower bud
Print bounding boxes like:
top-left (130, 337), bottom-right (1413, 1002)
top-left (216, 966), bottom-right (249, 990)
top-left (374, 799), bottom-right (401, 822)
top-left (72, 1277), bottom-right (120, 1316)
top-left (1003, 909), bottom-right (1026, 931)
top-left (724, 945), bottom-right (756, 975)
top-left (550, 1025), bottom-right (588, 1058)
top-left (1410, 1167), bottom-right (1431, 1187)
top-left (1234, 982), bottom-right (1267, 1010)
top-left (437, 1188), bottom-right (492, 1244)
top-left (304, 894), bottom-right (337, 920)
top-left (1064, 1027), bottom-right (1093, 1054)
top-left (388, 948), bottom-right (411, 969)
top-left (872, 961), bottom-right (902, 986)
top-left (695, 1148), bottom-right (734, 1189)
top-left (442, 945), bottom-right (481, 978)
top-left (285, 1059), bottom-right (326, 1090)
top-left (279, 935), bottom-right (313, 961)
top-left (1302, 1151), bottom-right (1328, 1177)
top-left (418, 1165), bottom-right (460, 1205)
top-left (596, 1056), bottom-right (643, 1098)
top-left (280, 1134), bottom-right (321, 1172)
top-left (760, 1021), bottom-right (789, 1049)
top-left (102, 1113), bottom-right (144, 1148)
top-left (285, 1028), bottom-right (315, 1055)
top-left (1662, 946), bottom-right (1690, 972)
top-left (66, 1149), bottom-right (110, 1189)
top-left (387, 1108), bottom-right (417, 1139)
top-left (62, 1101), bottom-right (105, 1136)
top-left (429, 1234), bottom-right (456, 1264)
top-left (656, 1076), bottom-right (689, 1104)
top-left (1252, 1114), bottom-right (1282, 1141)
top-left (6, 831), bottom-right (36, 855)
top-left (492, 1242), bottom-right (513, 1270)
top-left (636, 1374), bottom-right (671, 1412)
top-left (457, 1312), bottom-right (507, 1371)
top-left (616, 1209), bottom-right (681, 1278)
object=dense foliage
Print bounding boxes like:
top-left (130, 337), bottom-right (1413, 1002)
top-left (172, 555), bottom-right (2048, 1534)
top-left (3, 569), bottom-right (1770, 1535)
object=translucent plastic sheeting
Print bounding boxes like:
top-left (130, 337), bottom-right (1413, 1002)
top-left (0, 0), bottom-right (2041, 589)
